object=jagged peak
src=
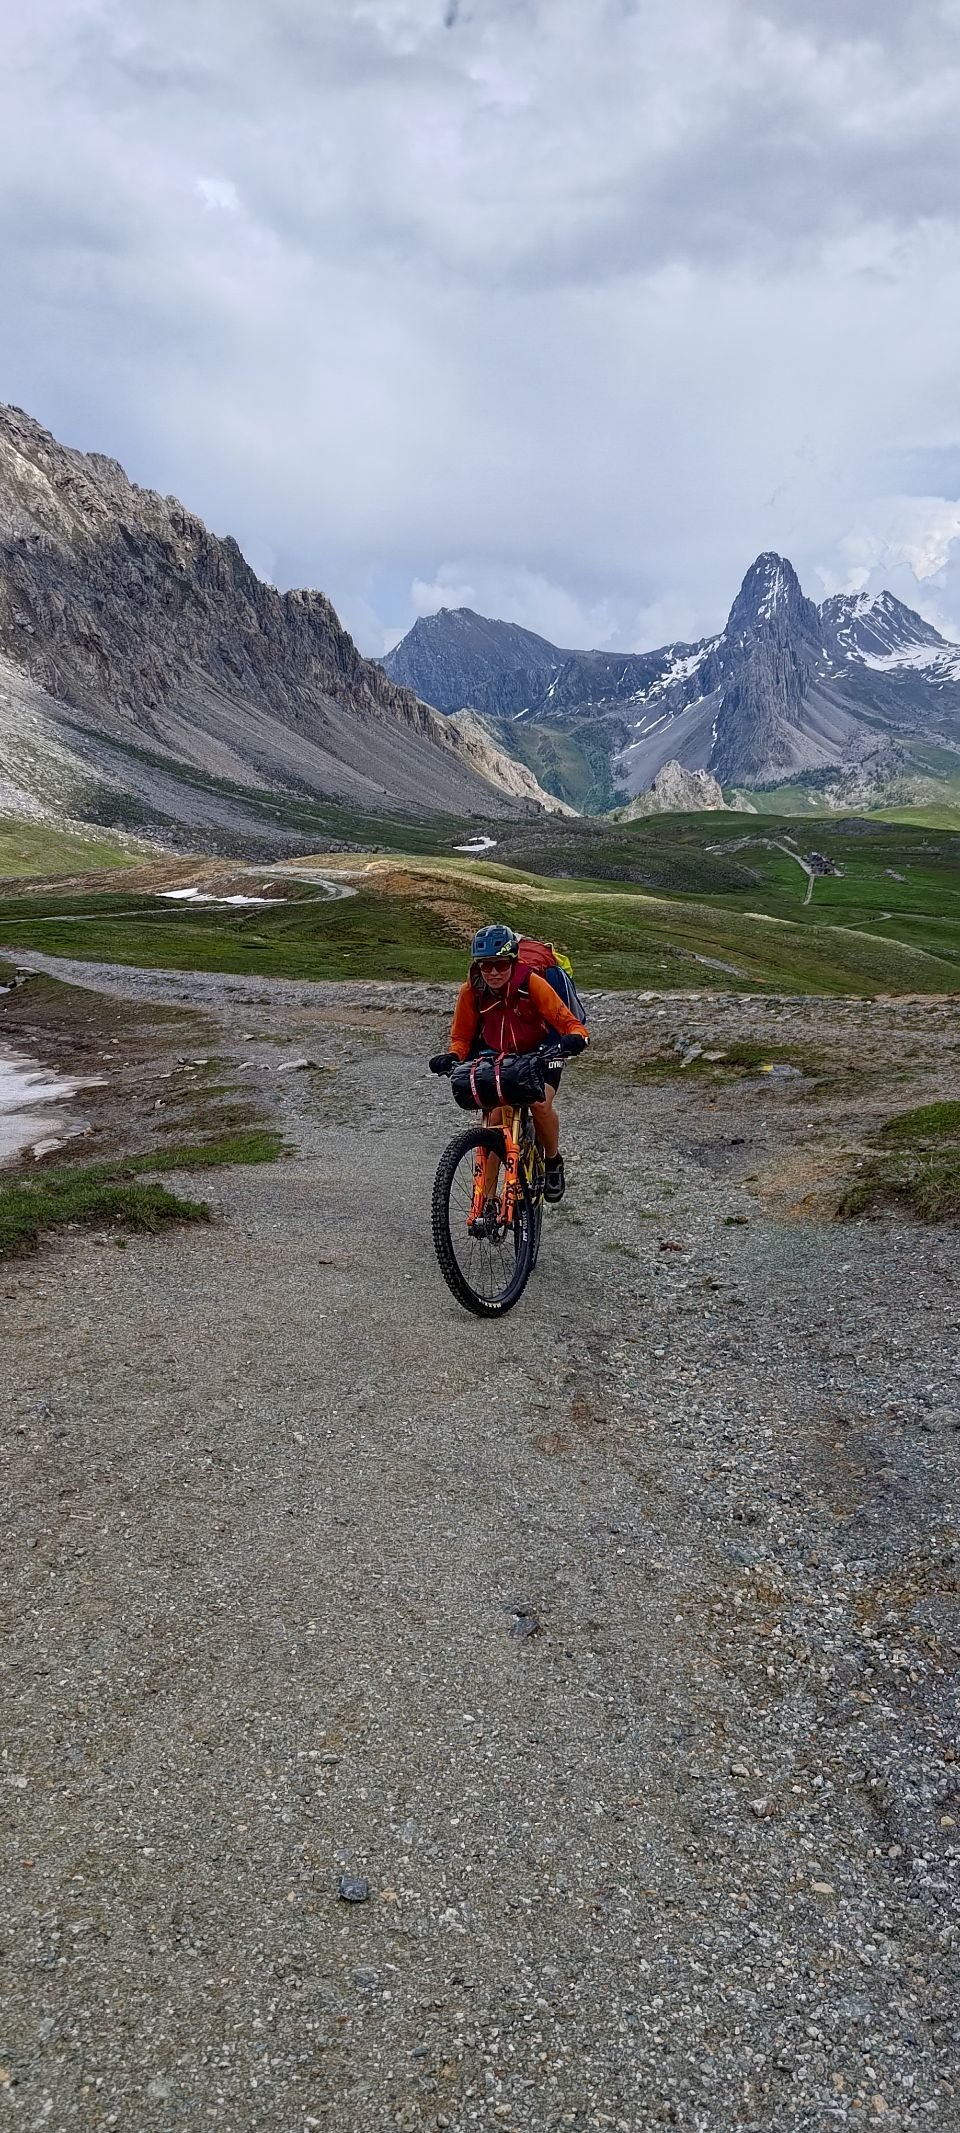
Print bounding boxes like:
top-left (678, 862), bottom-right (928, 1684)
top-left (725, 552), bottom-right (814, 638)
top-left (737, 551), bottom-right (800, 602)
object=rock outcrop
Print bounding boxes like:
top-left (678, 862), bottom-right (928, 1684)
top-left (615, 761), bottom-right (727, 819)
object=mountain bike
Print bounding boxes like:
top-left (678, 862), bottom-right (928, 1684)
top-left (431, 1047), bottom-right (556, 1318)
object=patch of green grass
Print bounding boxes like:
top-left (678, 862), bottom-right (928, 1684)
top-left (1, 868), bottom-right (955, 992)
top-left (0, 1130), bottom-right (286, 1258)
top-left (0, 1170), bottom-right (210, 1258)
top-left (838, 1097), bottom-right (960, 1222)
top-left (875, 804), bottom-right (960, 830)
top-left (125, 1129), bottom-right (286, 1171)
top-left (487, 721), bottom-right (621, 812)
top-left (838, 1151), bottom-right (960, 1223)
top-left (878, 1100), bottom-right (960, 1146)
top-left (729, 783), bottom-right (833, 816)
top-left (493, 814), bottom-right (762, 893)
top-left (627, 1038), bottom-right (831, 1083)
top-left (0, 817), bottom-right (139, 879)
top-left (172, 1099), bottom-right (261, 1136)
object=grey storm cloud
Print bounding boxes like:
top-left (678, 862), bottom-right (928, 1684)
top-left (2, 0), bottom-right (960, 652)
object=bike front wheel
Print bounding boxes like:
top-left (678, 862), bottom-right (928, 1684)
top-left (432, 1127), bottom-right (536, 1317)
top-left (523, 1126), bottom-right (545, 1271)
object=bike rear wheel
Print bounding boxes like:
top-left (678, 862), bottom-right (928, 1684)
top-left (432, 1127), bottom-right (536, 1317)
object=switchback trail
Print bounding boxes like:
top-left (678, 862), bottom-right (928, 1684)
top-left (2, 961), bottom-right (958, 2132)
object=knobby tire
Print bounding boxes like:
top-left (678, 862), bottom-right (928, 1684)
top-left (432, 1126), bottom-right (536, 1318)
top-left (525, 1133), bottom-right (545, 1271)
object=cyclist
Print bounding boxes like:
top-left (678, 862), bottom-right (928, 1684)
top-left (429, 923), bottom-right (588, 1202)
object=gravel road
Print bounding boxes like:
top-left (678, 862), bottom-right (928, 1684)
top-left (2, 958), bottom-right (958, 2132)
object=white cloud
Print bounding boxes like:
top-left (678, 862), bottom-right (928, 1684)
top-left (888, 499), bottom-right (960, 582)
top-left (195, 176), bottom-right (240, 214)
top-left (818, 497), bottom-right (960, 637)
top-left (831, 496), bottom-right (960, 586)
top-left (410, 565), bottom-right (620, 647)
top-left (1, 0), bottom-right (959, 653)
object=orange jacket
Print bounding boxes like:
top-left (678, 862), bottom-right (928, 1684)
top-left (448, 968), bottom-right (589, 1061)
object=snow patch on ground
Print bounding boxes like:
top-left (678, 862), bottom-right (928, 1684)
top-left (0, 1049), bottom-right (105, 1167)
top-left (629, 640), bottom-right (717, 709)
top-left (629, 709), bottom-right (673, 744)
top-left (454, 836), bottom-right (498, 854)
top-left (158, 888), bottom-right (281, 905)
top-left (858, 643), bottom-right (960, 678)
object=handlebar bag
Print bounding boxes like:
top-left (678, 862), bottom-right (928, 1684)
top-left (450, 1051), bottom-right (546, 1111)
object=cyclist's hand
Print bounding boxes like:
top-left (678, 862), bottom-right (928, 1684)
top-left (549, 1032), bottom-right (587, 1058)
top-left (429, 1051), bottom-right (459, 1076)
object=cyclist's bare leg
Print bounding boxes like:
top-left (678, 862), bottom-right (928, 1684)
top-left (530, 1085), bottom-right (560, 1160)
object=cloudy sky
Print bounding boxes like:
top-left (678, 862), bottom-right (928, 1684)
top-left (4, 0), bottom-right (960, 653)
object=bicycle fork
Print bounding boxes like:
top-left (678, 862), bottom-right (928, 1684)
top-left (468, 1108), bottom-right (522, 1232)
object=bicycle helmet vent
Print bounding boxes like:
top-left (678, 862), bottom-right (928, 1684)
top-left (470, 924), bottom-right (519, 962)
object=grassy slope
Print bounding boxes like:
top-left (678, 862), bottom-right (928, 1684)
top-left (491, 721), bottom-right (621, 813)
top-left (0, 819), bottom-right (140, 878)
top-left (726, 742), bottom-right (960, 826)
top-left (60, 739), bottom-right (495, 855)
top-left (874, 804), bottom-right (960, 830)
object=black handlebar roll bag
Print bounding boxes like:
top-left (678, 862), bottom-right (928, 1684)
top-left (450, 1051), bottom-right (547, 1112)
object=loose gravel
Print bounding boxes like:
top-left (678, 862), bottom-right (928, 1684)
top-left (2, 957), bottom-right (958, 2132)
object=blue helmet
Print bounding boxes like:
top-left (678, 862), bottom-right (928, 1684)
top-left (471, 924), bottom-right (519, 962)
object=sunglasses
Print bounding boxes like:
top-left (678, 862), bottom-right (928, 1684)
top-left (479, 957), bottom-right (512, 973)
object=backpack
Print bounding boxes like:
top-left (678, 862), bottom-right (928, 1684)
top-left (515, 937), bottom-right (588, 1024)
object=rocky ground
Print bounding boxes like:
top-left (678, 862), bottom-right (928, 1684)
top-left (1, 959), bottom-right (958, 2132)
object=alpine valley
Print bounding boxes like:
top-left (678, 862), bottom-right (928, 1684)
top-left (383, 555), bottom-right (960, 817)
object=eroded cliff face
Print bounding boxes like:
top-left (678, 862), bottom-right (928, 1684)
top-left (0, 405), bottom-right (555, 824)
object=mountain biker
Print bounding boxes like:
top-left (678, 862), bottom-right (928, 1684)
top-left (428, 923), bottom-right (588, 1202)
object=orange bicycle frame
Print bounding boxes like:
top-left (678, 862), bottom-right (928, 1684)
top-left (468, 1102), bottom-right (522, 1230)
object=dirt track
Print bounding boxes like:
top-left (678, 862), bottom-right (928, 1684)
top-left (2, 961), bottom-right (958, 2131)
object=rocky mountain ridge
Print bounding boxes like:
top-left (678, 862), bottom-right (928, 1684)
top-left (383, 556), bottom-right (960, 810)
top-left (0, 404), bottom-right (559, 845)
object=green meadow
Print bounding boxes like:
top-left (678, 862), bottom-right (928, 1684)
top-left (1, 807), bottom-right (958, 994)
